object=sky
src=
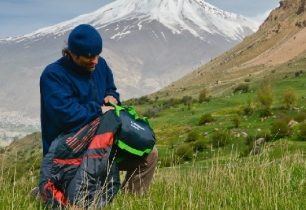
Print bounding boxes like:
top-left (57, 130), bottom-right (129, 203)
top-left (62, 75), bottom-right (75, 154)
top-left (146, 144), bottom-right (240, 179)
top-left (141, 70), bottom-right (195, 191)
top-left (0, 0), bottom-right (280, 38)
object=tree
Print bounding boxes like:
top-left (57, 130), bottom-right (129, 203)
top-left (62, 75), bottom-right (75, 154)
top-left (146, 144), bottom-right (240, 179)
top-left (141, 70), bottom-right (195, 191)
top-left (198, 88), bottom-right (209, 103)
top-left (257, 80), bottom-right (273, 116)
top-left (283, 88), bottom-right (297, 110)
top-left (181, 96), bottom-right (193, 110)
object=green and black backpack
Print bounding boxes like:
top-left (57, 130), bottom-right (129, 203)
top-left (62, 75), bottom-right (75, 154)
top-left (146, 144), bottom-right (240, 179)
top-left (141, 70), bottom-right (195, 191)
top-left (112, 104), bottom-right (156, 157)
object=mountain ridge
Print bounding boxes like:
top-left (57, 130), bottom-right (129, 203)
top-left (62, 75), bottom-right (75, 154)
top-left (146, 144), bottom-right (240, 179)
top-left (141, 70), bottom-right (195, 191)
top-left (152, 0), bottom-right (306, 99)
top-left (0, 0), bottom-right (257, 43)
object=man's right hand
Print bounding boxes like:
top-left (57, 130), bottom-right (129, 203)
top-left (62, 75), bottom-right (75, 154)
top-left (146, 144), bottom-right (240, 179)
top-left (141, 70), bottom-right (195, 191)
top-left (104, 95), bottom-right (118, 105)
top-left (101, 105), bottom-right (114, 114)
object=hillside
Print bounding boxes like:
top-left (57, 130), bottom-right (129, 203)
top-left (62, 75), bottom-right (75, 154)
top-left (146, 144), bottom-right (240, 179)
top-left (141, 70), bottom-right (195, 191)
top-left (0, 132), bottom-right (42, 180)
top-left (153, 0), bottom-right (306, 99)
top-left (2, 68), bottom-right (306, 209)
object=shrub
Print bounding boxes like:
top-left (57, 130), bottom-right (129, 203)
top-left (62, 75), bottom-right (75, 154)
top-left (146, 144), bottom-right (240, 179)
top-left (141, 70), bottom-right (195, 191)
top-left (162, 98), bottom-right (181, 108)
top-left (243, 135), bottom-right (256, 156)
top-left (231, 115), bottom-right (241, 128)
top-left (297, 122), bottom-right (306, 141)
top-left (245, 135), bottom-right (255, 146)
top-left (259, 108), bottom-right (272, 117)
top-left (278, 113), bottom-right (293, 123)
top-left (295, 70), bottom-right (303, 77)
top-left (270, 119), bottom-right (292, 139)
top-left (243, 99), bottom-right (255, 116)
top-left (211, 130), bottom-right (231, 148)
top-left (198, 88), bottom-right (210, 103)
top-left (192, 139), bottom-right (207, 152)
top-left (124, 98), bottom-right (137, 106)
top-left (124, 96), bottom-right (151, 105)
top-left (181, 96), bottom-right (193, 106)
top-left (175, 143), bottom-right (193, 161)
top-left (295, 112), bottom-right (306, 123)
top-left (199, 113), bottom-right (214, 125)
top-left (143, 107), bottom-right (161, 118)
top-left (257, 80), bottom-right (273, 110)
top-left (233, 84), bottom-right (249, 94)
top-left (283, 88), bottom-right (297, 110)
top-left (138, 96), bottom-right (151, 104)
top-left (185, 130), bottom-right (200, 142)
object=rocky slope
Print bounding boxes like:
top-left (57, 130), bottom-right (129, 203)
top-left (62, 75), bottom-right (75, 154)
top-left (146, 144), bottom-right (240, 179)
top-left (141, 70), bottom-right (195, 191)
top-left (154, 0), bottom-right (306, 99)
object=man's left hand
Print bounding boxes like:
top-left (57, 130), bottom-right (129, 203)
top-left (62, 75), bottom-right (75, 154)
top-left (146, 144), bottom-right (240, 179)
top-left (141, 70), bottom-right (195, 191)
top-left (104, 95), bottom-right (118, 105)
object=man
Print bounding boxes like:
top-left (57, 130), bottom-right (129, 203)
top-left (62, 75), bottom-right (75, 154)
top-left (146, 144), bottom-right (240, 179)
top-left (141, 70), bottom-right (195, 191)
top-left (38, 24), bottom-right (158, 208)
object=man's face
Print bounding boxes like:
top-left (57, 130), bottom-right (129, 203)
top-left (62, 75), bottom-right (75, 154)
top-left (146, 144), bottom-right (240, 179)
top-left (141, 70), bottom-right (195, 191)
top-left (71, 53), bottom-right (99, 72)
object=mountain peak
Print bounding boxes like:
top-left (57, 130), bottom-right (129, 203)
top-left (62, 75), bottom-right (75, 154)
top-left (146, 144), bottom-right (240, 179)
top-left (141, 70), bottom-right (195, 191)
top-left (1, 0), bottom-right (257, 42)
top-left (88, 0), bottom-right (258, 40)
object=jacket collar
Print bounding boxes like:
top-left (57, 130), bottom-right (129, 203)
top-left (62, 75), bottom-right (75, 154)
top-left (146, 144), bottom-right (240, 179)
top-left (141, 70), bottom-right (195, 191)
top-left (61, 56), bottom-right (92, 76)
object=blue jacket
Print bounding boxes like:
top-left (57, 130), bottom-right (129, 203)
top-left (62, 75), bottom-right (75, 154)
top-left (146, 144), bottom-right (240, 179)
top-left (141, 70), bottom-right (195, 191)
top-left (40, 56), bottom-right (120, 155)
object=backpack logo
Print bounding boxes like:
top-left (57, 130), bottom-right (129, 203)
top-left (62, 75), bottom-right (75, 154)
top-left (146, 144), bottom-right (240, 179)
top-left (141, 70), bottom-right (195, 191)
top-left (130, 120), bottom-right (145, 131)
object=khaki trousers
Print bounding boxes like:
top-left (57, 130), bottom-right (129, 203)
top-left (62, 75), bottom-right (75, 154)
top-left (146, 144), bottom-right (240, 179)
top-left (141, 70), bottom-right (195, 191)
top-left (117, 147), bottom-right (158, 194)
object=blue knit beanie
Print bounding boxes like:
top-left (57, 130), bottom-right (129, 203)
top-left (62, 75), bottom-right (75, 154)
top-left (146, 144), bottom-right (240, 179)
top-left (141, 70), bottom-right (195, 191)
top-left (68, 24), bottom-right (102, 56)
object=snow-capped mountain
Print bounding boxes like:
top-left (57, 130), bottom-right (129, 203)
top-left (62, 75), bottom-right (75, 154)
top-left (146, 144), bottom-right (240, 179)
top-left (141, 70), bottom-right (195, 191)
top-left (2, 0), bottom-right (257, 43)
top-left (0, 0), bottom-right (257, 139)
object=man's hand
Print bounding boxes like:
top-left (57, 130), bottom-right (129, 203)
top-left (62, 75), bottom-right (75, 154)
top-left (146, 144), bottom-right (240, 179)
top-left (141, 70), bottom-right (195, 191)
top-left (101, 105), bottom-right (114, 114)
top-left (104, 95), bottom-right (118, 105)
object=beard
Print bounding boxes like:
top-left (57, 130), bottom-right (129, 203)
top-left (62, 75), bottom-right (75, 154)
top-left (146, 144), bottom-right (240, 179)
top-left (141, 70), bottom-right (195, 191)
top-left (87, 67), bottom-right (96, 72)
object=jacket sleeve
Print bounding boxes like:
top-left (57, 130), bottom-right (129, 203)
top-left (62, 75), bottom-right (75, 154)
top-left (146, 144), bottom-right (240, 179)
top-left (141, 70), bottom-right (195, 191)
top-left (104, 62), bottom-right (120, 104)
top-left (40, 68), bottom-right (102, 131)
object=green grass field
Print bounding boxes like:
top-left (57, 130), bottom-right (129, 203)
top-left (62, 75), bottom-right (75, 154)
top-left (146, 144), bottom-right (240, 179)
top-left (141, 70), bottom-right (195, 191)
top-left (1, 72), bottom-right (306, 209)
top-left (108, 148), bottom-right (306, 210)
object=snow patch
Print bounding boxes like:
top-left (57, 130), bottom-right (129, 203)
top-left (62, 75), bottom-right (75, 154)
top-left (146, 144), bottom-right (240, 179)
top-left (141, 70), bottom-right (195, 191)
top-left (161, 31), bottom-right (167, 41)
top-left (111, 30), bottom-right (131, 39)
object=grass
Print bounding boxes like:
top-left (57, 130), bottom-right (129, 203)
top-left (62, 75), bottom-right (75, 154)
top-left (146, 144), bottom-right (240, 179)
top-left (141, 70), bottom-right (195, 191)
top-left (1, 72), bottom-right (306, 209)
top-left (0, 160), bottom-right (43, 210)
top-left (108, 145), bottom-right (306, 210)
top-left (1, 142), bottom-right (306, 210)
top-left (149, 72), bottom-right (306, 144)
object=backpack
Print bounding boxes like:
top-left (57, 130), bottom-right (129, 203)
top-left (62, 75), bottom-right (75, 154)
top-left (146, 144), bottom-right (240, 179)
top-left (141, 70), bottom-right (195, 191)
top-left (112, 104), bottom-right (156, 156)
